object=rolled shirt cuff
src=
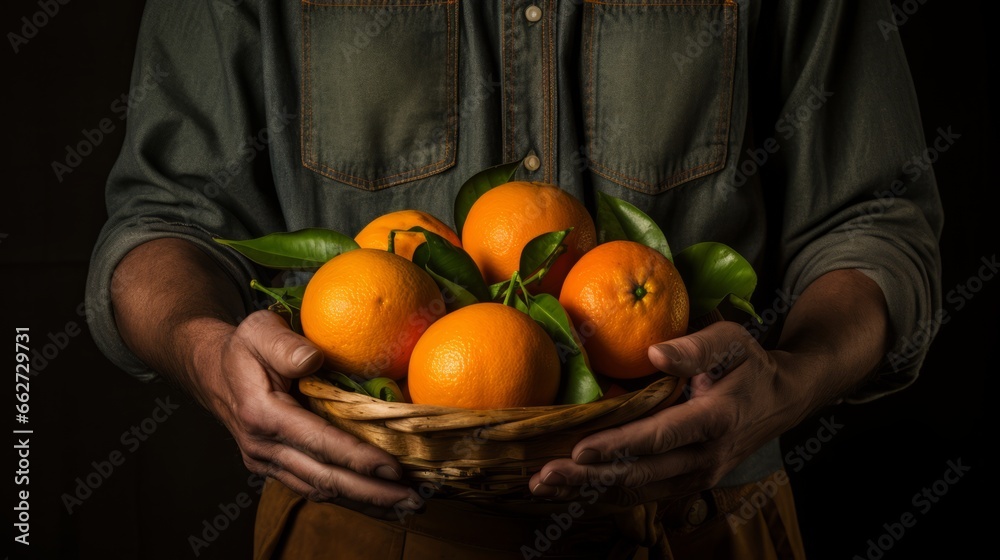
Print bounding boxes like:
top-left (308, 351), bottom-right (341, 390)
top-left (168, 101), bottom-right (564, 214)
top-left (84, 217), bottom-right (258, 381)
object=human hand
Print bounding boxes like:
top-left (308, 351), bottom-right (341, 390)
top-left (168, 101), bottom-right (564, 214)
top-left (529, 321), bottom-right (815, 505)
top-left (189, 310), bottom-right (422, 520)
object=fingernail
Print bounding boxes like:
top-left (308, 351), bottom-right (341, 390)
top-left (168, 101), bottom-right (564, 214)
top-left (542, 471), bottom-right (568, 486)
top-left (574, 449), bottom-right (602, 464)
top-left (652, 344), bottom-right (682, 364)
top-left (393, 498), bottom-right (420, 513)
top-left (401, 497), bottom-right (423, 510)
top-left (292, 346), bottom-right (320, 368)
top-left (375, 465), bottom-right (401, 481)
top-left (532, 483), bottom-right (557, 497)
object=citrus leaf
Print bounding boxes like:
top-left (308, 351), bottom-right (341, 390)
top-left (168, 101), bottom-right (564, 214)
top-left (387, 226), bottom-right (460, 257)
top-left (489, 280), bottom-right (511, 300)
top-left (453, 160), bottom-right (521, 234)
top-left (409, 228), bottom-right (490, 302)
top-left (525, 293), bottom-right (579, 354)
top-left (325, 371), bottom-right (371, 396)
top-left (513, 294), bottom-right (531, 314)
top-left (595, 192), bottom-right (672, 261)
top-left (216, 228), bottom-right (359, 269)
top-left (673, 242), bottom-right (760, 321)
top-left (251, 282), bottom-right (306, 310)
top-left (523, 293), bottom-right (601, 404)
top-left (519, 229), bottom-right (572, 282)
top-left (362, 378), bottom-right (403, 402)
top-left (728, 294), bottom-right (761, 322)
top-left (412, 242), bottom-right (430, 268)
top-left (424, 267), bottom-right (479, 311)
top-left (561, 353), bottom-right (603, 405)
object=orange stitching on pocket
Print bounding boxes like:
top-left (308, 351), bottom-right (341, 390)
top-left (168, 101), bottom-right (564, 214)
top-left (540, 2), bottom-right (549, 182)
top-left (715, 2), bottom-right (737, 166)
top-left (300, 3), bottom-right (312, 175)
top-left (585, 0), bottom-right (731, 5)
top-left (586, 3), bottom-right (595, 166)
top-left (299, 0), bottom-right (459, 190)
top-left (584, 1), bottom-right (736, 194)
top-left (303, 1), bottom-right (452, 6)
top-left (590, 159), bottom-right (719, 193)
top-left (546, 2), bottom-right (557, 184)
top-left (509, 0), bottom-right (517, 160)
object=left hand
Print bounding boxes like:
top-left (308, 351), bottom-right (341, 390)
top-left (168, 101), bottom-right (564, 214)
top-left (529, 321), bottom-right (815, 505)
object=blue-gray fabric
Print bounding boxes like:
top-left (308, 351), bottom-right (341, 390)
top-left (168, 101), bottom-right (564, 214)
top-left (86, 0), bottom-right (942, 486)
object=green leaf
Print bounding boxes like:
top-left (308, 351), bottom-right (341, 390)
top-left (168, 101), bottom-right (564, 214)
top-left (595, 192), bottom-right (672, 261)
top-left (525, 293), bottom-right (580, 354)
top-left (488, 280), bottom-right (510, 300)
top-left (325, 371), bottom-right (370, 396)
top-left (728, 294), bottom-right (759, 320)
top-left (512, 294), bottom-right (531, 314)
top-left (519, 229), bottom-right (571, 282)
top-left (251, 280), bottom-right (304, 336)
top-left (362, 378), bottom-right (403, 402)
top-left (453, 160), bottom-right (521, 234)
top-left (673, 242), bottom-right (760, 321)
top-left (412, 242), bottom-right (430, 268)
top-left (410, 228), bottom-right (490, 302)
top-left (216, 228), bottom-right (359, 269)
top-left (424, 267), bottom-right (480, 311)
top-left (251, 282), bottom-right (306, 310)
top-left (523, 292), bottom-right (602, 404)
top-left (561, 353), bottom-right (603, 405)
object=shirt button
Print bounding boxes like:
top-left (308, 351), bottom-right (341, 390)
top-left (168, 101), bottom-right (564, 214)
top-left (686, 498), bottom-right (709, 526)
top-left (524, 5), bottom-right (542, 22)
top-left (523, 153), bottom-right (541, 171)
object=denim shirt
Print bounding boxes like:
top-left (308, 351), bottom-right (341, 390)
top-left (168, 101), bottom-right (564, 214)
top-left (86, 0), bottom-right (942, 486)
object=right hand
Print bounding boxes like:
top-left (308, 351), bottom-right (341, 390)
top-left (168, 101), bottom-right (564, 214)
top-left (189, 310), bottom-right (422, 520)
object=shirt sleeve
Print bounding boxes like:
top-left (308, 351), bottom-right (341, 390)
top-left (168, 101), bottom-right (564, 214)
top-left (85, 0), bottom-right (282, 381)
top-left (752, 1), bottom-right (943, 402)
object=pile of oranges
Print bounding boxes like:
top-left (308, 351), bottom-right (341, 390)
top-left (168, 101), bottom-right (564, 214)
top-left (299, 182), bottom-right (689, 410)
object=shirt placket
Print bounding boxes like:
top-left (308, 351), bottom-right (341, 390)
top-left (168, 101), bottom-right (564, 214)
top-left (501, 0), bottom-right (557, 183)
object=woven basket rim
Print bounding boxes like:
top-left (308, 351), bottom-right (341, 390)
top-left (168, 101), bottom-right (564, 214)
top-left (299, 373), bottom-right (679, 415)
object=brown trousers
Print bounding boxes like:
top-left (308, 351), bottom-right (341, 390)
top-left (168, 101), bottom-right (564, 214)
top-left (254, 470), bottom-right (806, 559)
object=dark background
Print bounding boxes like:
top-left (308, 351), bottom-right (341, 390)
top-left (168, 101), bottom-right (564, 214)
top-left (3, 1), bottom-right (994, 558)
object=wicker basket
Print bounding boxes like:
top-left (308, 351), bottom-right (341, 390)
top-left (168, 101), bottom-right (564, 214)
top-left (299, 373), bottom-right (681, 500)
top-left (299, 311), bottom-right (721, 500)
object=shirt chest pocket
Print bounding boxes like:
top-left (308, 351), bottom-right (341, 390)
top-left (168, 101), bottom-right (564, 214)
top-left (583, 0), bottom-right (737, 194)
top-left (301, 0), bottom-right (459, 190)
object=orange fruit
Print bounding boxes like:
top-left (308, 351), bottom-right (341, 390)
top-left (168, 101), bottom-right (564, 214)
top-left (408, 303), bottom-right (561, 409)
top-left (300, 249), bottom-right (445, 380)
top-left (354, 209), bottom-right (462, 261)
top-left (559, 241), bottom-right (689, 379)
top-left (462, 182), bottom-right (596, 295)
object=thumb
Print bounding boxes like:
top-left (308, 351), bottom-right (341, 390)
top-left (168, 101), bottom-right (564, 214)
top-left (239, 310), bottom-right (324, 378)
top-left (648, 321), bottom-right (750, 378)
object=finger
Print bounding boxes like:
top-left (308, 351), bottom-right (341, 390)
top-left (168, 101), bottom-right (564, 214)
top-left (271, 445), bottom-right (419, 510)
top-left (533, 447), bottom-right (710, 490)
top-left (528, 480), bottom-right (578, 501)
top-left (648, 321), bottom-right (755, 380)
top-left (265, 392), bottom-right (405, 479)
top-left (567, 398), bottom-right (722, 462)
top-left (238, 310), bottom-right (324, 378)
